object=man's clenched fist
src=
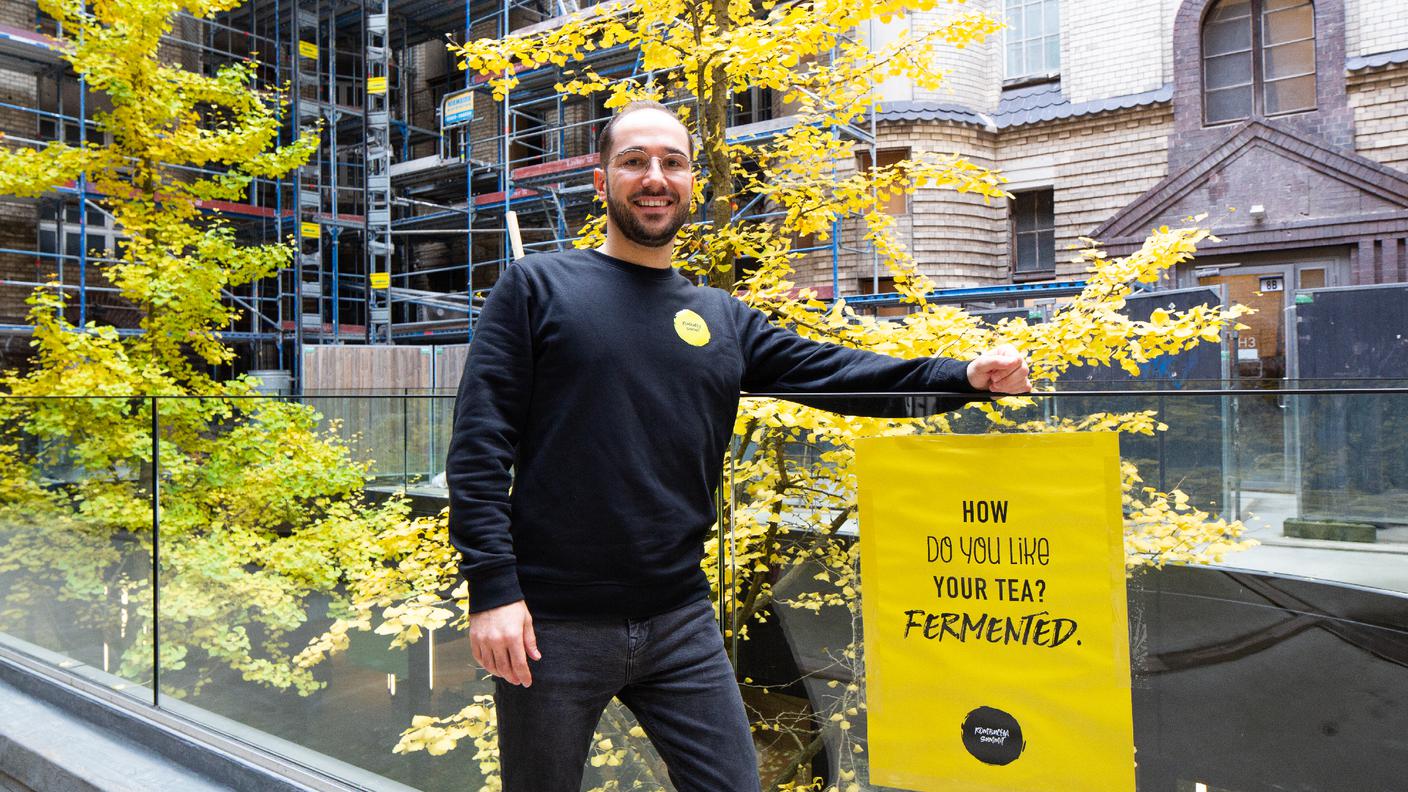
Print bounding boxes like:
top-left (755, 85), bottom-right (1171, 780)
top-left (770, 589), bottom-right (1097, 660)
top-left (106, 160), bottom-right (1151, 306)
top-left (966, 344), bottom-right (1031, 394)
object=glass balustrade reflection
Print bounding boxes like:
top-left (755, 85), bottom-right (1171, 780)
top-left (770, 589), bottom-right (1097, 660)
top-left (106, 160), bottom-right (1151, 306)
top-left (726, 390), bottom-right (1408, 792)
top-left (0, 397), bottom-right (155, 701)
top-left (2, 389), bottom-right (1403, 792)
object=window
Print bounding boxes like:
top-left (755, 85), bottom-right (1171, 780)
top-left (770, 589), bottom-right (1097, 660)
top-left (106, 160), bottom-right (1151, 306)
top-left (1012, 189), bottom-right (1055, 275)
top-left (855, 148), bottom-right (909, 216)
top-left (1202, 0), bottom-right (1316, 125)
top-left (731, 86), bottom-right (774, 127)
top-left (1005, 0), bottom-right (1060, 81)
top-left (39, 202), bottom-right (121, 265)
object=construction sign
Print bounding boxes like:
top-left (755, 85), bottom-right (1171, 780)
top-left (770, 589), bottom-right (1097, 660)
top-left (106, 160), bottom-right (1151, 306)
top-left (441, 88), bottom-right (476, 129)
top-left (855, 432), bottom-right (1134, 792)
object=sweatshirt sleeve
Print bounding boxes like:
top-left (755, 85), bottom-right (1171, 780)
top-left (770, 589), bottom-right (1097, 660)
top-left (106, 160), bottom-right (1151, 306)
top-left (446, 265), bottom-right (532, 613)
top-left (731, 296), bottom-right (987, 417)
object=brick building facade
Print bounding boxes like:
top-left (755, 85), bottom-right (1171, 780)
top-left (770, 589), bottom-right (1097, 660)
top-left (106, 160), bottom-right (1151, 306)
top-left (845, 0), bottom-right (1408, 302)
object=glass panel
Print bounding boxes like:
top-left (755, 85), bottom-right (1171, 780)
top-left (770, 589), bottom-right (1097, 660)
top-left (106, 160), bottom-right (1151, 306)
top-left (1206, 85), bottom-right (1253, 123)
top-left (1005, 0), bottom-right (1022, 21)
top-left (1203, 16), bottom-right (1252, 55)
top-left (1037, 228), bottom-right (1055, 270)
top-left (1209, 0), bottom-right (1252, 22)
top-left (1025, 3), bottom-right (1043, 37)
top-left (1263, 4), bottom-right (1314, 45)
top-left (1044, 34), bottom-right (1060, 73)
top-left (1204, 51), bottom-right (1253, 90)
top-left (1006, 43), bottom-right (1022, 78)
top-left (152, 395), bottom-right (500, 789)
top-left (1014, 194), bottom-right (1032, 233)
top-left (1263, 0), bottom-right (1309, 11)
top-left (1016, 231), bottom-right (1038, 271)
top-left (0, 397), bottom-right (155, 702)
top-left (1265, 74), bottom-right (1317, 114)
top-left (1044, 0), bottom-right (1059, 32)
top-left (1034, 188), bottom-right (1053, 223)
top-left (1299, 267), bottom-right (1326, 290)
top-left (1264, 39), bottom-right (1315, 80)
top-left (1025, 38), bottom-right (1043, 74)
top-left (729, 386), bottom-right (1408, 792)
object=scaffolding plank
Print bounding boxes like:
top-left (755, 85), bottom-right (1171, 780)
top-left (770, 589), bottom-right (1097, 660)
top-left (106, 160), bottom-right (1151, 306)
top-left (0, 24), bottom-right (61, 68)
top-left (472, 188), bottom-right (539, 208)
top-left (511, 152), bottom-right (600, 183)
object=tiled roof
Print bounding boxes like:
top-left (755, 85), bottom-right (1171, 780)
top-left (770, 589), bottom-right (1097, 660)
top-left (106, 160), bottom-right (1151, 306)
top-left (872, 82), bottom-right (1173, 130)
top-left (993, 81), bottom-right (1172, 128)
top-left (872, 101), bottom-right (991, 128)
top-left (1346, 47), bottom-right (1408, 72)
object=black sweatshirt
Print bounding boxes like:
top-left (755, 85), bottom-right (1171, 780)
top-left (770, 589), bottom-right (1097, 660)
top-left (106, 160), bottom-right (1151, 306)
top-left (446, 249), bottom-right (982, 619)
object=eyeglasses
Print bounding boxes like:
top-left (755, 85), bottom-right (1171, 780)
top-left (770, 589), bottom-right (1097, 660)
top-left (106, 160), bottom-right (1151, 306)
top-left (608, 148), bottom-right (692, 175)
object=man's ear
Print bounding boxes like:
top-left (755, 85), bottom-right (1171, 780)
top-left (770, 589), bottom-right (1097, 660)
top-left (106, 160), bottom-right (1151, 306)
top-left (593, 167), bottom-right (606, 200)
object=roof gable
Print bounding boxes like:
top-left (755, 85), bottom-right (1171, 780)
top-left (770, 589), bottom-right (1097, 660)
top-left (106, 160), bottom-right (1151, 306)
top-left (1094, 120), bottom-right (1408, 242)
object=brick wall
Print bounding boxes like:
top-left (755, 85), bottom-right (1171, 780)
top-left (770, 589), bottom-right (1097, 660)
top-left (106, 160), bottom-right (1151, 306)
top-left (1349, 62), bottom-right (1408, 172)
top-left (789, 121), bottom-right (1005, 294)
top-left (1000, 104), bottom-right (1173, 278)
top-left (791, 103), bottom-right (1174, 294)
top-left (1347, 0), bottom-right (1408, 58)
top-left (0, 0), bottom-right (31, 27)
top-left (909, 0), bottom-right (1001, 112)
top-left (0, 0), bottom-right (40, 323)
top-left (1062, 0), bottom-right (1174, 104)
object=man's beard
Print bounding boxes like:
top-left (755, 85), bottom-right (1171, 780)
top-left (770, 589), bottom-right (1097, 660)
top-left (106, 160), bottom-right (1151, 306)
top-left (604, 181), bottom-right (690, 248)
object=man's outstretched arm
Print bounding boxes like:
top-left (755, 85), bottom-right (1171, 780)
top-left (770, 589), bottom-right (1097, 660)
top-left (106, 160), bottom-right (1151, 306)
top-left (731, 299), bottom-right (1030, 415)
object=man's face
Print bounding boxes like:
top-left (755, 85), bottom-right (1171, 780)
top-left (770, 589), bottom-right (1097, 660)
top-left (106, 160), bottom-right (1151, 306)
top-left (595, 109), bottom-right (694, 249)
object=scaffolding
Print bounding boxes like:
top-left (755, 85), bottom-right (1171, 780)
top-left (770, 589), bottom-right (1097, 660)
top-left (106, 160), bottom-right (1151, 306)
top-left (0, 0), bottom-right (1073, 388)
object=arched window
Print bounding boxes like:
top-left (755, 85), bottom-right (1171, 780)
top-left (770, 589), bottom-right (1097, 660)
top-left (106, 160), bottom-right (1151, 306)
top-left (1202, 0), bottom-right (1316, 125)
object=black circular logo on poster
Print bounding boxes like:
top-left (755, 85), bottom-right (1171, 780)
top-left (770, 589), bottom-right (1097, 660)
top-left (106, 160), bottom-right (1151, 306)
top-left (960, 706), bottom-right (1026, 766)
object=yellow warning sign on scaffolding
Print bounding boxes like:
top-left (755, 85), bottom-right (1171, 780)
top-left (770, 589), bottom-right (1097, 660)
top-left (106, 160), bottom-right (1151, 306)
top-left (300, 221), bottom-right (320, 240)
top-left (367, 75), bottom-right (387, 95)
top-left (855, 432), bottom-right (1134, 792)
top-left (298, 40), bottom-right (318, 59)
top-left (370, 272), bottom-right (390, 290)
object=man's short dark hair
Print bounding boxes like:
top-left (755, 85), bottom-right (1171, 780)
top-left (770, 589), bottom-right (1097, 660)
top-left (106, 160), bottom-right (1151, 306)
top-left (596, 100), bottom-right (694, 163)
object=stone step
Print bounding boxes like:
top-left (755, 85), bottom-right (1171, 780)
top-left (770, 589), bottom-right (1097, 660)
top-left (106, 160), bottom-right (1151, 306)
top-left (0, 678), bottom-right (232, 792)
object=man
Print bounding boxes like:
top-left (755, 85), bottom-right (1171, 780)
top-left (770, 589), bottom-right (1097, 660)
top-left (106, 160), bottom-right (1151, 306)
top-left (446, 100), bottom-right (1030, 792)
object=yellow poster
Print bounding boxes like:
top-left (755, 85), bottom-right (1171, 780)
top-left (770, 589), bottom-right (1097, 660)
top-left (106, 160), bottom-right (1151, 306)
top-left (369, 271), bottom-right (390, 289)
top-left (298, 40), bottom-right (318, 59)
top-left (855, 433), bottom-right (1133, 792)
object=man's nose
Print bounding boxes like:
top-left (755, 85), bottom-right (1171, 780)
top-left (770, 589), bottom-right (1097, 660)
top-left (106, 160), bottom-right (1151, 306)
top-left (641, 157), bottom-right (668, 185)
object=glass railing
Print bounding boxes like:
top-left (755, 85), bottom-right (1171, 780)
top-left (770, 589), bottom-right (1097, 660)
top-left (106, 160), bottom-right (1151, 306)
top-left (726, 389), bottom-right (1408, 792)
top-left (0, 389), bottom-right (1403, 791)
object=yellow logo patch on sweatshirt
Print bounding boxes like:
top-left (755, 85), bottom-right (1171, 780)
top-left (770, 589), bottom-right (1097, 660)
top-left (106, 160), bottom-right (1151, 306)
top-left (673, 309), bottom-right (711, 347)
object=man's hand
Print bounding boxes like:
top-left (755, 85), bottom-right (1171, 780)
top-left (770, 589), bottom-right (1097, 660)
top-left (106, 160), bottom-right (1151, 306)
top-left (470, 599), bottom-right (541, 687)
top-left (966, 344), bottom-right (1031, 394)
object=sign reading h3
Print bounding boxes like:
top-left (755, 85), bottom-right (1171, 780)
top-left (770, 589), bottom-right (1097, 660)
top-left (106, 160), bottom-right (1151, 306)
top-left (441, 89), bottom-right (476, 129)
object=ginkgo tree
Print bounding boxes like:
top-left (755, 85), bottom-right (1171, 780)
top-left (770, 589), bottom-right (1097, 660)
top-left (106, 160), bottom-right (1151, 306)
top-left (317, 1), bottom-right (1255, 791)
top-left (0, 0), bottom-right (407, 695)
top-left (0, 0), bottom-right (1255, 788)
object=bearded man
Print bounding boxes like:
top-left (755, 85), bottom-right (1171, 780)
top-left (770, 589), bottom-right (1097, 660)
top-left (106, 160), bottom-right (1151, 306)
top-left (446, 100), bottom-right (1030, 791)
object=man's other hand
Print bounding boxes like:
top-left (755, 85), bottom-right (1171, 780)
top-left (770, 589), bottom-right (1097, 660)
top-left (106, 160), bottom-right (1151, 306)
top-left (966, 344), bottom-right (1031, 394)
top-left (470, 599), bottom-right (541, 687)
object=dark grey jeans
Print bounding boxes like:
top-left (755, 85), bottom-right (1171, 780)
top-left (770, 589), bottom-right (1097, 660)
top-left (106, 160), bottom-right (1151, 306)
top-left (493, 597), bottom-right (761, 792)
